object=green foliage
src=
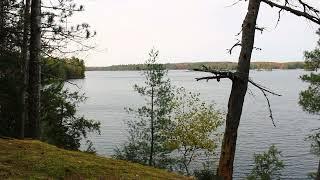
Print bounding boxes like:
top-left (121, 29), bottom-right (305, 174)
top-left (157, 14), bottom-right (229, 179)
top-left (0, 0), bottom-right (22, 55)
top-left (304, 49), bottom-right (320, 71)
top-left (0, 54), bottom-right (23, 137)
top-left (0, 53), bottom-right (98, 151)
top-left (194, 161), bottom-right (221, 180)
top-left (40, 82), bottom-right (100, 150)
top-left (42, 57), bottom-right (86, 81)
top-left (114, 49), bottom-right (175, 169)
top-left (0, 0), bottom-right (96, 150)
top-left (194, 170), bottom-right (221, 180)
top-left (115, 50), bottom-right (223, 175)
top-left (300, 29), bottom-right (320, 178)
top-left (306, 132), bottom-right (320, 156)
top-left (41, 59), bottom-right (100, 150)
top-left (300, 37), bottom-right (320, 115)
top-left (247, 145), bottom-right (285, 180)
top-left (285, 62), bottom-right (305, 69)
top-left (0, 0), bottom-right (25, 136)
top-left (299, 45), bottom-right (320, 115)
top-left (307, 172), bottom-right (318, 179)
top-left (165, 87), bottom-right (223, 175)
top-left (299, 73), bottom-right (320, 115)
top-left (194, 169), bottom-right (217, 180)
top-left (41, 0), bottom-right (96, 54)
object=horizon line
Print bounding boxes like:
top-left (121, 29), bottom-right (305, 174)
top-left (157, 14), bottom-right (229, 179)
top-left (86, 60), bottom-right (304, 67)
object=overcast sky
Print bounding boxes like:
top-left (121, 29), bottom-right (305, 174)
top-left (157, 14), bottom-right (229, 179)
top-left (72, 0), bottom-right (320, 66)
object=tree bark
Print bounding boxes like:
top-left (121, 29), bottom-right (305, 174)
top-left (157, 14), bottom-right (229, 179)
top-left (18, 0), bottom-right (30, 139)
top-left (217, 0), bottom-right (261, 179)
top-left (28, 0), bottom-right (41, 139)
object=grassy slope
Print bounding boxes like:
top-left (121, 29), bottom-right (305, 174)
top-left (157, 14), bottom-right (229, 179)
top-left (0, 139), bottom-right (188, 179)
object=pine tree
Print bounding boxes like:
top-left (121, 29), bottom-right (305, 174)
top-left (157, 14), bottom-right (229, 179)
top-left (299, 29), bottom-right (320, 179)
top-left (115, 49), bottom-right (175, 168)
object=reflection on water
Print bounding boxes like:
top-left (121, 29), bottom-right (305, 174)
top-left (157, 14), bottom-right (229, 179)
top-left (69, 69), bottom-right (319, 179)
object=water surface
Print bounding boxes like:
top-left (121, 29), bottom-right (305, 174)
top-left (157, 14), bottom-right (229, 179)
top-left (70, 70), bottom-right (319, 179)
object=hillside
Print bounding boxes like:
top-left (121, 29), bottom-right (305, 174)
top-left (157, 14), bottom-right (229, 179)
top-left (0, 139), bottom-right (189, 179)
top-left (86, 61), bottom-right (304, 71)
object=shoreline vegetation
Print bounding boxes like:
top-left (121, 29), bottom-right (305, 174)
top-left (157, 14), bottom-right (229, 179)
top-left (86, 61), bottom-right (305, 71)
top-left (44, 57), bottom-right (86, 80)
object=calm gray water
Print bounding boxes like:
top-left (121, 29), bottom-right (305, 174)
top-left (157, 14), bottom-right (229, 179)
top-left (70, 69), bottom-right (319, 179)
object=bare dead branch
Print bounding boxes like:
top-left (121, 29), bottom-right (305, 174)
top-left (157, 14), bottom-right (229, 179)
top-left (262, 87), bottom-right (276, 126)
top-left (253, 47), bottom-right (262, 51)
top-left (236, 28), bottom-right (243, 36)
top-left (255, 26), bottom-right (266, 34)
top-left (262, 0), bottom-right (320, 25)
top-left (247, 87), bottom-right (256, 97)
top-left (195, 75), bottom-right (230, 82)
top-left (194, 66), bottom-right (282, 126)
top-left (275, 8), bottom-right (284, 28)
top-left (248, 79), bottom-right (281, 97)
top-left (247, 79), bottom-right (281, 127)
top-left (194, 65), bottom-right (235, 80)
top-left (41, 5), bottom-right (83, 12)
top-left (225, 0), bottom-right (243, 8)
top-left (227, 40), bottom-right (242, 54)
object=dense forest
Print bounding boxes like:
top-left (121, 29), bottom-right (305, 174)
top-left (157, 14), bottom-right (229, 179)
top-left (44, 57), bottom-right (86, 80)
top-left (86, 61), bottom-right (305, 71)
top-left (0, 0), bottom-right (99, 151)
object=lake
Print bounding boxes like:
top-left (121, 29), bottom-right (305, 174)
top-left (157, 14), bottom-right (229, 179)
top-left (70, 69), bottom-right (319, 179)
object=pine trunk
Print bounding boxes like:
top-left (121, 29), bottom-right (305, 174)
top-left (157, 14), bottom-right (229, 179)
top-left (18, 0), bottom-right (30, 139)
top-left (217, 0), bottom-right (261, 179)
top-left (28, 0), bottom-right (41, 139)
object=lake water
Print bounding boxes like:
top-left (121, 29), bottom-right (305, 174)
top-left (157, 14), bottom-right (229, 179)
top-left (70, 69), bottom-right (319, 179)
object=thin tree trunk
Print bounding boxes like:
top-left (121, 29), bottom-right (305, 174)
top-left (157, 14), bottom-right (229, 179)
top-left (0, 0), bottom-right (5, 55)
top-left (184, 162), bottom-right (189, 176)
top-left (217, 0), bottom-right (261, 179)
top-left (60, 101), bottom-right (64, 125)
top-left (19, 0), bottom-right (30, 139)
top-left (28, 0), bottom-right (41, 139)
top-left (316, 159), bottom-right (320, 180)
top-left (149, 86), bottom-right (154, 166)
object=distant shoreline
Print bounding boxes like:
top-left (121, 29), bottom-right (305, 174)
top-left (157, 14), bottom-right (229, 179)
top-left (86, 61), bottom-right (305, 71)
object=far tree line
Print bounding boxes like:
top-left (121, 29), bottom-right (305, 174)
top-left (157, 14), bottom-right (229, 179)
top-left (86, 61), bottom-right (305, 71)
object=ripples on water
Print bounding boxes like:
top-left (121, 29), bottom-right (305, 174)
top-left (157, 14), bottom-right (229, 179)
top-left (69, 69), bottom-right (319, 179)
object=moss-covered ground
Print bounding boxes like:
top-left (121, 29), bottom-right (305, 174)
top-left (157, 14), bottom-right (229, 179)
top-left (0, 139), bottom-right (189, 179)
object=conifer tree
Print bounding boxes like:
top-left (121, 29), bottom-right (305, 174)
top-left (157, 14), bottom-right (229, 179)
top-left (299, 29), bottom-right (320, 179)
top-left (115, 49), bottom-right (175, 168)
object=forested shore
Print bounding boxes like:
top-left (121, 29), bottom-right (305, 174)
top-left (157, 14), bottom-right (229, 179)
top-left (86, 61), bottom-right (305, 71)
